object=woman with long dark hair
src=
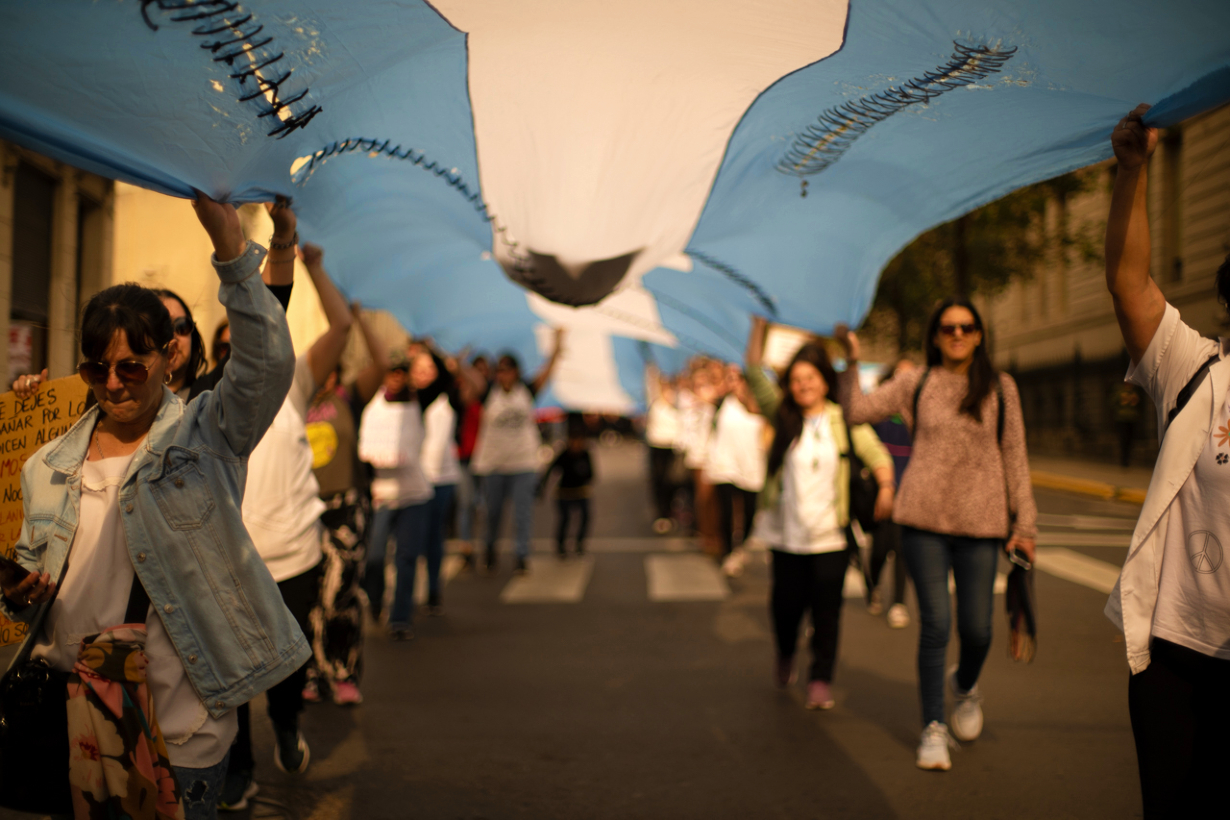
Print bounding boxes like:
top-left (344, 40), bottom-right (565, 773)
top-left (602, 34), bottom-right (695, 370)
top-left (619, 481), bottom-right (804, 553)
top-left (745, 319), bottom-right (893, 711)
top-left (836, 298), bottom-right (1036, 772)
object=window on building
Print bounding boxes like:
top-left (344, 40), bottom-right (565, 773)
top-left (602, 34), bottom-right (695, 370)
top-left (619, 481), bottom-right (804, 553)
top-left (1161, 128), bottom-right (1183, 282)
top-left (10, 162), bottom-right (54, 384)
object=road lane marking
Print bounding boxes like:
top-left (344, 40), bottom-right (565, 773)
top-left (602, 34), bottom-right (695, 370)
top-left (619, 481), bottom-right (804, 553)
top-left (1036, 513), bottom-right (1137, 532)
top-left (500, 555), bottom-right (595, 603)
top-left (646, 554), bottom-right (729, 601)
top-left (1036, 532), bottom-right (1131, 548)
top-left (1035, 547), bottom-right (1122, 594)
top-left (447, 537), bottom-right (696, 554)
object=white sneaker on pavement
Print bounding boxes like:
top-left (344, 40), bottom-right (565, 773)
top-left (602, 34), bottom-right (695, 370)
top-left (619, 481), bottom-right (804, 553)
top-left (916, 721), bottom-right (956, 771)
top-left (948, 666), bottom-right (984, 741)
top-left (721, 548), bottom-right (746, 578)
top-left (886, 603), bottom-right (910, 628)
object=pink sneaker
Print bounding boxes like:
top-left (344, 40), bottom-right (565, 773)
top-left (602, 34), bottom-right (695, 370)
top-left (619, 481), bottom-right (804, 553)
top-left (806, 680), bottom-right (835, 710)
top-left (332, 680), bottom-right (363, 706)
top-left (302, 679), bottom-right (322, 704)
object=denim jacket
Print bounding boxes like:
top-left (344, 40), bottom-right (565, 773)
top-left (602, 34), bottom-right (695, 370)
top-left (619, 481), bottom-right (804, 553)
top-left (1, 243), bottom-right (308, 718)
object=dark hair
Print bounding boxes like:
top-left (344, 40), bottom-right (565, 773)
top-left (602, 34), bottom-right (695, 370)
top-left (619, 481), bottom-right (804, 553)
top-left (154, 289), bottom-right (206, 384)
top-left (766, 342), bottom-right (839, 478)
top-left (80, 283), bottom-right (174, 363)
top-left (1216, 253), bottom-right (1230, 318)
top-left (211, 319), bottom-right (230, 365)
top-left (497, 353), bottom-right (520, 374)
top-left (923, 297), bottom-right (996, 420)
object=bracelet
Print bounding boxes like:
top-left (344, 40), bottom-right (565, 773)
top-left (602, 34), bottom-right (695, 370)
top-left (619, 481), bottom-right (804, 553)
top-left (269, 232), bottom-right (298, 250)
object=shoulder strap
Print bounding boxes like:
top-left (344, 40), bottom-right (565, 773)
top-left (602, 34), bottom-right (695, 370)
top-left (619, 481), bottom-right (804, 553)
top-left (911, 368), bottom-right (930, 434)
top-left (124, 572), bottom-right (150, 624)
top-left (1165, 354), bottom-right (1220, 435)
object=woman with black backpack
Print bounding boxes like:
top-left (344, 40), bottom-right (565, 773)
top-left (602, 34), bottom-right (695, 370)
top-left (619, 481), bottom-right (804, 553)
top-left (745, 318), bottom-right (893, 712)
top-left (835, 299), bottom-right (1036, 772)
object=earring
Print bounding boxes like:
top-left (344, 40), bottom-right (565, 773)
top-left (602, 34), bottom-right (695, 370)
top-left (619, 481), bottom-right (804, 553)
top-left (164, 371), bottom-right (172, 385)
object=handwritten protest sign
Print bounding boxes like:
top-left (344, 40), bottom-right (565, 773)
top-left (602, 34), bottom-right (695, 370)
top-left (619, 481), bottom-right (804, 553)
top-left (0, 376), bottom-right (89, 646)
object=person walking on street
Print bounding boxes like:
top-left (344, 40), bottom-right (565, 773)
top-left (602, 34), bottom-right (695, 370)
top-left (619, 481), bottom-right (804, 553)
top-left (539, 417), bottom-right (596, 558)
top-left (745, 319), bottom-right (894, 712)
top-left (835, 299), bottom-right (1037, 772)
top-left (302, 303), bottom-right (389, 707)
top-left (867, 359), bottom-right (916, 629)
top-left (644, 364), bottom-right (682, 534)
top-left (470, 331), bottom-right (564, 574)
top-left (708, 366), bottom-right (768, 578)
top-left (1103, 103), bottom-right (1230, 819)
top-left (415, 347), bottom-right (463, 614)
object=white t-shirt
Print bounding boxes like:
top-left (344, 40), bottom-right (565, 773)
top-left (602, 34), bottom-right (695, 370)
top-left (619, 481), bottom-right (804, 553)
top-left (421, 394), bottom-right (462, 486)
top-left (359, 393), bottom-right (434, 508)
top-left (33, 449), bottom-right (237, 769)
top-left (645, 397), bottom-right (680, 449)
top-left (243, 354), bottom-right (325, 582)
top-left (677, 391), bottom-right (715, 471)
top-left (470, 382), bottom-right (541, 476)
top-left (705, 397), bottom-right (768, 492)
top-left (755, 410), bottom-right (847, 554)
top-left (1152, 390), bottom-right (1230, 658)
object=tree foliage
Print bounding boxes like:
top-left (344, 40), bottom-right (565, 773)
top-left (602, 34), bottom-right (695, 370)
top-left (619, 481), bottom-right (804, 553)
top-left (866, 169), bottom-right (1102, 351)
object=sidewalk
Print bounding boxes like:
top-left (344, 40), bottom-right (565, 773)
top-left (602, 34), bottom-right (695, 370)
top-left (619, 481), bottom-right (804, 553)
top-left (1029, 455), bottom-right (1152, 504)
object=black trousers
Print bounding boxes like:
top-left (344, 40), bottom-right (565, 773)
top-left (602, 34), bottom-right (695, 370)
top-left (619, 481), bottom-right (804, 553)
top-left (715, 483), bottom-right (757, 557)
top-left (647, 446), bottom-right (676, 521)
top-left (229, 561), bottom-right (322, 773)
top-left (1129, 638), bottom-right (1230, 818)
top-left (770, 548), bottom-right (849, 683)
top-left (556, 497), bottom-right (590, 551)
top-left (867, 519), bottom-right (908, 605)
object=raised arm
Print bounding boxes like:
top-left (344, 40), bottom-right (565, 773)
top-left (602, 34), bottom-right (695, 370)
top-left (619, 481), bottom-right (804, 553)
top-left (531, 327), bottom-right (565, 395)
top-left (262, 197), bottom-right (297, 288)
top-left (192, 192), bottom-right (295, 457)
top-left (746, 314), bottom-right (768, 370)
top-left (300, 243), bottom-right (354, 389)
top-left (350, 303), bottom-right (390, 406)
top-left (1106, 104), bottom-right (1164, 364)
top-left (833, 328), bottom-right (916, 426)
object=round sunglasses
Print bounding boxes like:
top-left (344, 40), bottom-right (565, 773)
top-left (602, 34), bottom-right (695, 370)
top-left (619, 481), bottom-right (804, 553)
top-left (77, 359), bottom-right (158, 386)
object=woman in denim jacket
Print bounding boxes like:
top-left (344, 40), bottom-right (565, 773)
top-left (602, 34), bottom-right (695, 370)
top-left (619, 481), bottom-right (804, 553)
top-left (0, 194), bottom-right (305, 817)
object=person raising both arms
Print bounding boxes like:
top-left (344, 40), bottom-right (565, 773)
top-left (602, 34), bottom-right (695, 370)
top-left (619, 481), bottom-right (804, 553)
top-left (1103, 103), bottom-right (1230, 819)
top-left (835, 298), bottom-right (1036, 773)
top-left (2, 192), bottom-right (305, 819)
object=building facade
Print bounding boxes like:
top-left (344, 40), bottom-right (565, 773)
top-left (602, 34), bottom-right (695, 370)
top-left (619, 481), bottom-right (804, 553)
top-left (0, 142), bottom-right (115, 384)
top-left (980, 103), bottom-right (1230, 465)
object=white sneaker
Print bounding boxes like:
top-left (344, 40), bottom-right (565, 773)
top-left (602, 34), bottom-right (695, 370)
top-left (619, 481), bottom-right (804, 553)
top-left (916, 721), bottom-right (955, 771)
top-left (948, 666), bottom-right (984, 741)
top-left (721, 548), bottom-right (746, 578)
top-left (886, 603), bottom-right (910, 629)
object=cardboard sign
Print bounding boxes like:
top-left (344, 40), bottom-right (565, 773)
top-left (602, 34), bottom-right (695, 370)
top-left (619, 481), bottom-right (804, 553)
top-left (0, 376), bottom-right (89, 646)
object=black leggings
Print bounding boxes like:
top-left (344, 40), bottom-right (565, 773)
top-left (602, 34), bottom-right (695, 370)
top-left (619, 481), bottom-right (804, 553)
top-left (647, 446), bottom-right (676, 521)
top-left (770, 549), bottom-right (848, 683)
top-left (867, 519), bottom-right (908, 605)
top-left (715, 483), bottom-right (756, 558)
top-left (1129, 637), bottom-right (1230, 818)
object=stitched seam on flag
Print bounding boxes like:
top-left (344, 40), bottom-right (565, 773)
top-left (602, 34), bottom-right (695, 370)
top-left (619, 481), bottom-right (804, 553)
top-left (685, 250), bottom-right (778, 318)
top-left (140, 1), bottom-right (322, 139)
top-left (779, 41), bottom-right (1016, 186)
top-left (291, 137), bottom-right (533, 272)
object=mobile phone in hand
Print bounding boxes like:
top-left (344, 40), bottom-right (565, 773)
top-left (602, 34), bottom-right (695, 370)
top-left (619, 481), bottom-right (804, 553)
top-left (0, 553), bottom-right (31, 588)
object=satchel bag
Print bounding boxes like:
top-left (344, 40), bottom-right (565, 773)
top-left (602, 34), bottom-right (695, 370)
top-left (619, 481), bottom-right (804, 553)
top-left (0, 569), bottom-right (150, 814)
top-left (845, 426), bottom-right (878, 534)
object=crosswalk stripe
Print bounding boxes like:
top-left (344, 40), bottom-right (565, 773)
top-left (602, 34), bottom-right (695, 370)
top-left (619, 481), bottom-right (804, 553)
top-left (645, 554), bottom-right (729, 602)
top-left (1036, 513), bottom-right (1137, 532)
top-left (1036, 532), bottom-right (1130, 548)
top-left (1035, 547), bottom-right (1121, 594)
top-left (500, 556), bottom-right (595, 603)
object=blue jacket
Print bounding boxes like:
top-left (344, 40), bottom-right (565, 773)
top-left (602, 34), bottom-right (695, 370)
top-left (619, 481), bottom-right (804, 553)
top-left (1, 243), bottom-right (307, 718)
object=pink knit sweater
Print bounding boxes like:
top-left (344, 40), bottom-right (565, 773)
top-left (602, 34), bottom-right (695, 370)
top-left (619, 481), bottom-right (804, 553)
top-left (838, 365), bottom-right (1037, 540)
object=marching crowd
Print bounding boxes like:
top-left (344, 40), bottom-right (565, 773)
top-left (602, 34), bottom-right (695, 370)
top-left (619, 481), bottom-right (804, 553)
top-left (0, 106), bottom-right (1222, 818)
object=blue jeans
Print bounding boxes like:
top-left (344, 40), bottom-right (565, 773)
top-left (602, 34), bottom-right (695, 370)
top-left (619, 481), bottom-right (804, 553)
top-left (456, 464), bottom-right (479, 541)
top-left (425, 484), bottom-right (456, 599)
top-left (179, 753), bottom-right (229, 820)
top-left (901, 526), bottom-right (1001, 727)
top-left (363, 500), bottom-right (431, 627)
top-left (484, 472), bottom-right (536, 559)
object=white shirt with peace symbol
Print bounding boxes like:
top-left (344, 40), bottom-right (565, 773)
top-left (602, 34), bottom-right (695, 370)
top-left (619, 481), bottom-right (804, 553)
top-left (1153, 392), bottom-right (1230, 659)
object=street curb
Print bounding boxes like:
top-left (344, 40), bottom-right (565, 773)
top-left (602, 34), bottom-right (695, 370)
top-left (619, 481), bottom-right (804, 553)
top-left (1031, 471), bottom-right (1147, 505)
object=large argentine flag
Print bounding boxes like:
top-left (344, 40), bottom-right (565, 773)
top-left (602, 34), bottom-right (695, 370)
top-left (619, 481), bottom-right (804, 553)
top-left (1, 1), bottom-right (1227, 410)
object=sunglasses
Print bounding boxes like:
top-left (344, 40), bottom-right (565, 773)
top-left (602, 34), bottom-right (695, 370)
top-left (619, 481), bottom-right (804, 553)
top-left (78, 359), bottom-right (156, 386)
top-left (938, 323), bottom-right (978, 336)
top-left (172, 317), bottom-right (194, 337)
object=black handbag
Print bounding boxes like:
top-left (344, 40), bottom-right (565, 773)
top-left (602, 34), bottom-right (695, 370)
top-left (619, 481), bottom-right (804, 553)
top-left (846, 426), bottom-right (878, 534)
top-left (0, 571), bottom-right (150, 813)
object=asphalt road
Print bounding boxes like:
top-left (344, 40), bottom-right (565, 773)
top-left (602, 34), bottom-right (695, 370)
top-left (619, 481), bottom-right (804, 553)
top-left (1, 442), bottom-right (1145, 820)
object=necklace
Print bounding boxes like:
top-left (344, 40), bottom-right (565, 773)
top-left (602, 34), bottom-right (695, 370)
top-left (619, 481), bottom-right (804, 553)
top-left (93, 427), bottom-right (106, 461)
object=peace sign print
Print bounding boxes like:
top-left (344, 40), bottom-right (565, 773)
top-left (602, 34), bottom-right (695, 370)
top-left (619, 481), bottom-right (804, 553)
top-left (1187, 530), bottom-right (1223, 574)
